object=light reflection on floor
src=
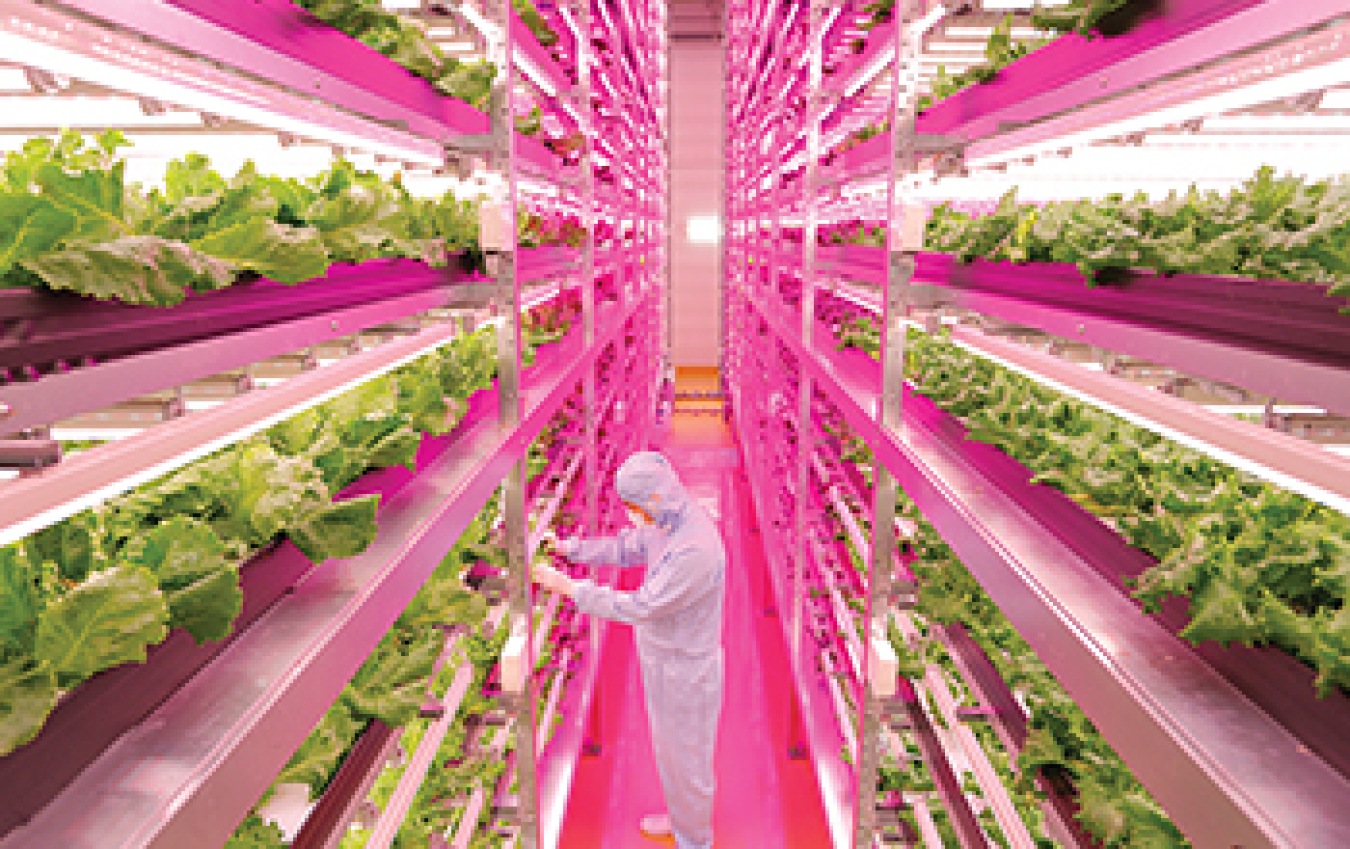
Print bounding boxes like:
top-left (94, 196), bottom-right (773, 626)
top-left (556, 368), bottom-right (832, 849)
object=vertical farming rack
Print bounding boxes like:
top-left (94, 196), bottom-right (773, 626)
top-left (726, 0), bottom-right (1350, 846)
top-left (0, 0), bottom-right (667, 847)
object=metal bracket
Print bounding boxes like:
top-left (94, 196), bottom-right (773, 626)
top-left (449, 134), bottom-right (497, 154)
top-left (881, 701), bottom-right (914, 728)
top-left (954, 704), bottom-right (998, 723)
top-left (0, 439), bottom-right (61, 471)
top-left (891, 582), bottom-right (919, 610)
top-left (911, 133), bottom-right (969, 155)
top-left (419, 699), bottom-right (447, 720)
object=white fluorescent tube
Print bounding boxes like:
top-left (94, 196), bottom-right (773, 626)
top-left (915, 4), bottom-right (949, 37)
top-left (968, 54), bottom-right (1350, 169)
top-left (1201, 114), bottom-right (1350, 132)
top-left (557, 4), bottom-right (586, 49)
top-left (926, 40), bottom-right (993, 53)
top-left (980, 0), bottom-right (1070, 7)
top-left (844, 46), bottom-right (896, 98)
top-left (0, 32), bottom-right (443, 167)
top-left (516, 54), bottom-right (557, 97)
top-left (1319, 87), bottom-right (1350, 109)
top-left (0, 95), bottom-right (202, 127)
top-left (458, 3), bottom-right (503, 41)
top-left (943, 26), bottom-right (1050, 39)
top-left (0, 67), bottom-right (31, 92)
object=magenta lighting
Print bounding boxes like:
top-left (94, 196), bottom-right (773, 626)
top-left (3, 1), bottom-right (1350, 848)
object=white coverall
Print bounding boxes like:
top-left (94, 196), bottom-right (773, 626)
top-left (565, 451), bottom-right (726, 849)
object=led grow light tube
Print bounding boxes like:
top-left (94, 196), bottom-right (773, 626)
top-left (0, 66), bottom-right (29, 91)
top-left (966, 17), bottom-right (1350, 168)
top-left (516, 53), bottom-right (558, 98)
top-left (939, 330), bottom-right (1350, 518)
top-left (457, 2), bottom-right (503, 42)
top-left (0, 96), bottom-right (204, 126)
top-left (556, 4), bottom-right (585, 50)
top-left (0, 323), bottom-right (461, 548)
top-left (0, 30), bottom-right (442, 166)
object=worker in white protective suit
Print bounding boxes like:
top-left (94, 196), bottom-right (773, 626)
top-left (535, 451), bottom-right (725, 848)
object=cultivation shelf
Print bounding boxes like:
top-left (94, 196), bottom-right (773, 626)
top-left (0, 285), bottom-right (651, 848)
top-left (0, 316), bottom-right (459, 547)
top-left (0, 0), bottom-right (455, 164)
top-left (807, 260), bottom-right (1350, 512)
top-left (0, 259), bottom-right (474, 438)
top-left (736, 288), bottom-right (1350, 847)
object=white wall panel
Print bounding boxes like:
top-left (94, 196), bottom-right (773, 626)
top-left (669, 40), bottom-right (725, 369)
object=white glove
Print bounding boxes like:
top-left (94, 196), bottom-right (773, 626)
top-left (533, 562), bottom-right (576, 597)
top-left (541, 532), bottom-right (578, 559)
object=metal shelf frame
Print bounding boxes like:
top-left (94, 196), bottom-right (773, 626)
top-left (0, 0), bottom-right (669, 844)
top-left (728, 0), bottom-right (1350, 842)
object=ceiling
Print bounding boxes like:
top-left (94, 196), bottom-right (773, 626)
top-left (668, 0), bottom-right (724, 40)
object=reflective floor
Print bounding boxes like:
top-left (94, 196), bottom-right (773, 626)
top-left (557, 370), bottom-right (832, 848)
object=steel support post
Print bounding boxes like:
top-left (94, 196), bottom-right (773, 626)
top-left (854, 1), bottom-right (924, 845)
top-left (795, 0), bottom-right (826, 703)
top-left (570, 0), bottom-right (605, 749)
top-left (716, 33), bottom-right (726, 400)
top-left (486, 0), bottom-right (538, 843)
top-left (722, 0), bottom-right (733, 404)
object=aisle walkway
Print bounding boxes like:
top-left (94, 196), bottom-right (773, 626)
top-left (556, 371), bottom-right (832, 848)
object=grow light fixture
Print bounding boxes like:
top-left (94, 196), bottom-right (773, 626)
top-left (842, 5), bottom-right (948, 98)
top-left (0, 95), bottom-right (203, 127)
top-left (556, 5), bottom-right (585, 53)
top-left (926, 40), bottom-right (992, 53)
top-left (942, 26), bottom-right (1049, 39)
top-left (979, 0), bottom-right (1069, 8)
top-left (516, 54), bottom-right (557, 97)
top-left (456, 3), bottom-right (503, 43)
top-left (966, 18), bottom-right (1350, 168)
top-left (0, 66), bottom-right (30, 92)
top-left (1200, 114), bottom-right (1350, 133)
top-left (0, 23), bottom-right (443, 168)
top-left (1319, 87), bottom-right (1350, 109)
top-left (844, 46), bottom-right (894, 98)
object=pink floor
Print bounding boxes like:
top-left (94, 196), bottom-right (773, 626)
top-left (556, 411), bottom-right (833, 848)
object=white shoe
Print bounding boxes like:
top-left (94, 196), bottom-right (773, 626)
top-left (639, 813), bottom-right (673, 838)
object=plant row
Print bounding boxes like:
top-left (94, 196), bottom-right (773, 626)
top-left (826, 0), bottom-right (1143, 156)
top-left (290, 0), bottom-right (559, 113)
top-left (0, 285), bottom-right (590, 759)
top-left (227, 492), bottom-right (513, 848)
top-left (810, 340), bottom-right (1189, 847)
top-left (896, 485), bottom-right (1187, 848)
top-left (925, 170), bottom-right (1350, 304)
top-left (820, 291), bottom-right (1350, 698)
top-left (0, 132), bottom-right (484, 306)
top-left (775, 164), bottom-right (1350, 310)
top-left (846, 1), bottom-right (1146, 116)
top-left (810, 407), bottom-right (1056, 848)
top-left (0, 321), bottom-right (501, 758)
top-left (231, 351), bottom-right (605, 847)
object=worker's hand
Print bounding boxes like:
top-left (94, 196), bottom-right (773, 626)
top-left (541, 532), bottom-right (578, 559)
top-left (533, 562), bottom-right (576, 597)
